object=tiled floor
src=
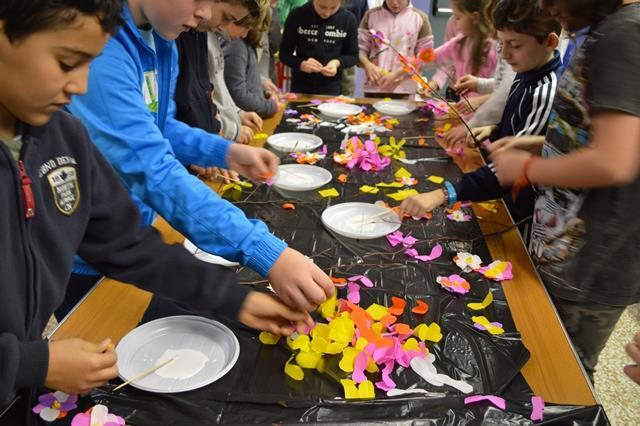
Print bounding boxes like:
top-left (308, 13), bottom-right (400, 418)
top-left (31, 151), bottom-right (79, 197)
top-left (44, 306), bottom-right (640, 424)
top-left (595, 304), bottom-right (640, 425)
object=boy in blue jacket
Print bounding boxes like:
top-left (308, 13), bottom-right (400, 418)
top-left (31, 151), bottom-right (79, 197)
top-left (399, 0), bottom-right (561, 231)
top-left (0, 1), bottom-right (311, 423)
top-left (67, 0), bottom-right (334, 313)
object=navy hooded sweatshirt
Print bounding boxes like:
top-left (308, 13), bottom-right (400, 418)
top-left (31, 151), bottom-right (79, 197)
top-left (0, 111), bottom-right (249, 424)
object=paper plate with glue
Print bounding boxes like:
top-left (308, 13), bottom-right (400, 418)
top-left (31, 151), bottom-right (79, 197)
top-left (373, 100), bottom-right (416, 116)
top-left (321, 202), bottom-right (401, 239)
top-left (183, 238), bottom-right (240, 267)
top-left (317, 102), bottom-right (362, 118)
top-left (273, 164), bottom-right (333, 191)
top-left (116, 316), bottom-right (240, 393)
top-left (266, 132), bottom-right (323, 152)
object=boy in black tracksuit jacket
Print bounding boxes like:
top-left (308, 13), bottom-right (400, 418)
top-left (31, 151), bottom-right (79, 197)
top-left (0, 2), bottom-right (310, 424)
top-left (399, 1), bottom-right (562, 235)
top-left (280, 0), bottom-right (358, 95)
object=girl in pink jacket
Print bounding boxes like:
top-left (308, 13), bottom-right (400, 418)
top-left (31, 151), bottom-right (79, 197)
top-left (430, 0), bottom-right (497, 98)
top-left (358, 0), bottom-right (433, 96)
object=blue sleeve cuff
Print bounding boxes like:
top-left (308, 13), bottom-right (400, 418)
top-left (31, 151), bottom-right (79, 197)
top-left (245, 232), bottom-right (288, 277)
top-left (444, 181), bottom-right (457, 206)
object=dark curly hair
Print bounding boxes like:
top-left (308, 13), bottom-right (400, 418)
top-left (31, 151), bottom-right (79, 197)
top-left (0, 0), bottom-right (123, 42)
top-left (493, 0), bottom-right (560, 43)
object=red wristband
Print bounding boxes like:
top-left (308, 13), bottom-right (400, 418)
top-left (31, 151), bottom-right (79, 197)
top-left (511, 155), bottom-right (537, 201)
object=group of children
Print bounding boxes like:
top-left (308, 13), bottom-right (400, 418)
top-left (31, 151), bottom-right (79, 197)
top-left (1, 0), bottom-right (639, 423)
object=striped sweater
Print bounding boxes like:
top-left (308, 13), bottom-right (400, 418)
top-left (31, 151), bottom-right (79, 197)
top-left (453, 52), bottom-right (562, 230)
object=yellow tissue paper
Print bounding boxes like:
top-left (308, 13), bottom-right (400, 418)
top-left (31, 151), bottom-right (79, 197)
top-left (259, 331), bottom-right (280, 345)
top-left (394, 168), bottom-right (412, 179)
top-left (311, 335), bottom-right (329, 353)
top-left (296, 351), bottom-right (322, 369)
top-left (467, 292), bottom-right (494, 311)
top-left (427, 175), bottom-right (444, 184)
top-left (359, 185), bottom-right (380, 194)
top-left (319, 290), bottom-right (337, 318)
top-left (375, 182), bottom-right (404, 188)
top-left (284, 361), bottom-right (304, 380)
top-left (319, 188), bottom-right (340, 198)
top-left (366, 304), bottom-right (389, 321)
top-left (387, 189), bottom-right (419, 201)
top-left (339, 347), bottom-right (359, 372)
top-left (290, 334), bottom-right (310, 352)
top-left (414, 322), bottom-right (443, 343)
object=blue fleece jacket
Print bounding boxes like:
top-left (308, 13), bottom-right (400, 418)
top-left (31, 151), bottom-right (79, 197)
top-left (69, 5), bottom-right (286, 277)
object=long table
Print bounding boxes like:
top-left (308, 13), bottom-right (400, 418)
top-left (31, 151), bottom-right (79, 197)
top-left (51, 97), bottom-right (597, 407)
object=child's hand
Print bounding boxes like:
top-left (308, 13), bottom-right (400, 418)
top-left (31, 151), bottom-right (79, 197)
top-left (320, 60), bottom-right (340, 77)
top-left (624, 331), bottom-right (640, 385)
top-left (488, 135), bottom-right (545, 157)
top-left (364, 63), bottom-right (383, 83)
top-left (443, 124), bottom-right (468, 146)
top-left (267, 247), bottom-right (334, 311)
top-left (236, 126), bottom-right (254, 145)
top-left (492, 148), bottom-right (533, 186)
top-left (399, 190), bottom-right (446, 218)
top-left (377, 70), bottom-right (403, 91)
top-left (226, 144), bottom-right (279, 182)
top-left (190, 165), bottom-right (239, 183)
top-left (262, 79), bottom-right (279, 99)
top-left (454, 75), bottom-right (479, 93)
top-left (239, 111), bottom-right (263, 131)
top-left (300, 58), bottom-right (323, 73)
top-left (238, 292), bottom-right (314, 336)
top-left (468, 125), bottom-right (496, 147)
top-left (417, 77), bottom-right (438, 97)
top-left (46, 338), bottom-right (118, 395)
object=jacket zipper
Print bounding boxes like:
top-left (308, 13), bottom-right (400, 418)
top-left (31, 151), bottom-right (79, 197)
top-left (18, 160), bottom-right (36, 219)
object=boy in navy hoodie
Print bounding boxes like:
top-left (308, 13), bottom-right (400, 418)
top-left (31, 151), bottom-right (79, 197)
top-left (0, 1), bottom-right (312, 423)
top-left (67, 0), bottom-right (334, 314)
top-left (400, 0), bottom-right (561, 231)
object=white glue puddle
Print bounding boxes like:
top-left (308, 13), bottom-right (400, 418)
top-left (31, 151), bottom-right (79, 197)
top-left (155, 349), bottom-right (209, 380)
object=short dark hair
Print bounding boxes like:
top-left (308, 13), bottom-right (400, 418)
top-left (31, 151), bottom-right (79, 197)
top-left (493, 0), bottom-right (560, 43)
top-left (0, 0), bottom-right (123, 43)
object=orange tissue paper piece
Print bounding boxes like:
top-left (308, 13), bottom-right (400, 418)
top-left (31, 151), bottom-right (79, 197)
top-left (395, 323), bottom-right (412, 335)
top-left (387, 296), bottom-right (406, 316)
top-left (282, 203), bottom-right (296, 210)
top-left (411, 299), bottom-right (429, 315)
top-left (337, 174), bottom-right (348, 183)
top-left (380, 314), bottom-right (397, 327)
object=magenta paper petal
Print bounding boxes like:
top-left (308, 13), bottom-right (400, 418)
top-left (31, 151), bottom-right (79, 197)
top-left (464, 395), bottom-right (506, 410)
top-left (60, 401), bottom-right (78, 412)
top-left (347, 283), bottom-right (361, 304)
top-left (386, 231), bottom-right (404, 247)
top-left (71, 413), bottom-right (91, 426)
top-left (310, 99), bottom-right (322, 105)
top-left (473, 323), bottom-right (487, 331)
top-left (490, 322), bottom-right (503, 328)
top-left (32, 404), bottom-right (46, 414)
top-left (364, 342), bottom-right (377, 356)
top-left (352, 351), bottom-right (369, 383)
top-left (426, 243), bottom-right (443, 260)
top-left (531, 396), bottom-right (545, 421)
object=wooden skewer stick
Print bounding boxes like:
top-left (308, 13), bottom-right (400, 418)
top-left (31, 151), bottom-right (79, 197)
top-left (213, 174), bottom-right (243, 184)
top-left (352, 209), bottom-right (398, 226)
top-left (402, 135), bottom-right (436, 140)
top-left (113, 358), bottom-right (176, 392)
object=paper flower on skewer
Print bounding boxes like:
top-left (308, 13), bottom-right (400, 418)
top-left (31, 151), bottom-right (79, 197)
top-left (436, 274), bottom-right (471, 294)
top-left (32, 391), bottom-right (78, 422)
top-left (369, 29), bottom-right (389, 45)
top-left (71, 405), bottom-right (125, 426)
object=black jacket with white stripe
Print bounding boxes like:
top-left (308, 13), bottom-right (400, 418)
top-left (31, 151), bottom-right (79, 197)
top-left (454, 52), bottom-right (562, 228)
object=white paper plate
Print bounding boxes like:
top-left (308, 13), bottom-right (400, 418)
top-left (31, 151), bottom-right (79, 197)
top-left (273, 164), bottom-right (333, 191)
top-left (116, 316), bottom-right (240, 393)
top-left (321, 202), bottom-right (401, 239)
top-left (373, 100), bottom-right (416, 116)
top-left (317, 103), bottom-right (362, 118)
top-left (266, 132), bottom-right (323, 152)
top-left (183, 239), bottom-right (240, 267)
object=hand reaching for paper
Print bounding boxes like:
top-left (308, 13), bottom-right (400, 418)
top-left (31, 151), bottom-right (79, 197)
top-left (238, 292), bottom-right (314, 336)
top-left (300, 58), bottom-right (323, 73)
top-left (320, 60), bottom-right (340, 77)
top-left (399, 190), bottom-right (446, 218)
top-left (226, 143), bottom-right (279, 183)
